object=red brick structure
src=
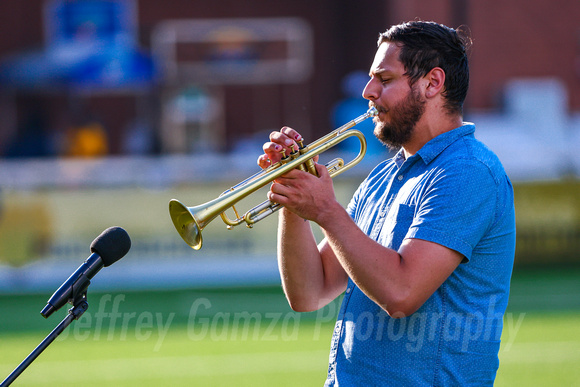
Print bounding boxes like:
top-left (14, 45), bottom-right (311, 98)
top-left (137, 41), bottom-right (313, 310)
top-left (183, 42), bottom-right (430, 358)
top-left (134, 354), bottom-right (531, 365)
top-left (0, 0), bottom-right (577, 154)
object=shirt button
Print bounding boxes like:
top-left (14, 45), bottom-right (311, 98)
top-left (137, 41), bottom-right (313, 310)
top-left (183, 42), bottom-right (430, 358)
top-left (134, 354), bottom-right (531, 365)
top-left (397, 175), bottom-right (404, 181)
top-left (346, 287), bottom-right (351, 294)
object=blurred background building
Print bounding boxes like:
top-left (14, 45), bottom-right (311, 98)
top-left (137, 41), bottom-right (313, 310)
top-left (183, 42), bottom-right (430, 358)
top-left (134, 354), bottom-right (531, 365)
top-left (0, 0), bottom-right (579, 291)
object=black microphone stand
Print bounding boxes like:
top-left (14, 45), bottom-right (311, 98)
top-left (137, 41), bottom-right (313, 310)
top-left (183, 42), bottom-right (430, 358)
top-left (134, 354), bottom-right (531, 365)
top-left (0, 293), bottom-right (89, 386)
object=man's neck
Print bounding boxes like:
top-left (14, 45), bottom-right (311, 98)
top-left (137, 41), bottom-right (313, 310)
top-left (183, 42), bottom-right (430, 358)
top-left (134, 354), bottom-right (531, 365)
top-left (402, 115), bottom-right (463, 158)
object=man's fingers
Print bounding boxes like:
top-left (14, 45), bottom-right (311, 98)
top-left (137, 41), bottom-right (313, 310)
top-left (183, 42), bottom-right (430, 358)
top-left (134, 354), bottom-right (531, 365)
top-left (257, 154), bottom-right (272, 169)
top-left (259, 126), bottom-right (306, 171)
top-left (315, 162), bottom-right (330, 178)
top-left (280, 127), bottom-right (303, 143)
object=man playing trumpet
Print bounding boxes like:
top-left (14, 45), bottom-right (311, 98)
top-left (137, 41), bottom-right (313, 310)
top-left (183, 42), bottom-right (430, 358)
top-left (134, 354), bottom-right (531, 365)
top-left (258, 21), bottom-right (516, 386)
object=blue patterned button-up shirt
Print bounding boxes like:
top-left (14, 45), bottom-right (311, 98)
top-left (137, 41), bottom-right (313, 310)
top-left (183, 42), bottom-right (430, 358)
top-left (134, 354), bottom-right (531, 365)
top-left (324, 123), bottom-right (516, 386)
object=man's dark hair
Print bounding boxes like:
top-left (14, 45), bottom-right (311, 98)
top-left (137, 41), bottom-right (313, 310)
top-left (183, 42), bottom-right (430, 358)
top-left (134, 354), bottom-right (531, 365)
top-left (379, 21), bottom-right (471, 116)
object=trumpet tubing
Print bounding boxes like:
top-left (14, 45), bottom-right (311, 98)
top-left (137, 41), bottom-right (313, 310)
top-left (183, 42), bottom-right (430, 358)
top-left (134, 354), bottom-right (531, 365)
top-left (169, 107), bottom-right (378, 250)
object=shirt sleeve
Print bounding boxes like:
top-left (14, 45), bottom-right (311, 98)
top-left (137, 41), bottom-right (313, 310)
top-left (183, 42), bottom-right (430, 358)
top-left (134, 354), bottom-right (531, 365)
top-left (405, 159), bottom-right (497, 261)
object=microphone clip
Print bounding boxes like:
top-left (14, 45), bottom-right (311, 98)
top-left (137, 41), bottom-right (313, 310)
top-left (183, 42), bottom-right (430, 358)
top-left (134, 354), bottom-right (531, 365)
top-left (69, 292), bottom-right (89, 320)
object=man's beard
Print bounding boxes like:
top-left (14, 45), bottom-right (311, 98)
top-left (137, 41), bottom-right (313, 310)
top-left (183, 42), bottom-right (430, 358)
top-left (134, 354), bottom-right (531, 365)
top-left (373, 85), bottom-right (426, 150)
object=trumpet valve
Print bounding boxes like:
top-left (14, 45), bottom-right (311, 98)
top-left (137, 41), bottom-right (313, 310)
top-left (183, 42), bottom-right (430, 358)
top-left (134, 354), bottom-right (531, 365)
top-left (289, 143), bottom-right (299, 156)
top-left (279, 148), bottom-right (288, 162)
top-left (289, 144), bottom-right (307, 172)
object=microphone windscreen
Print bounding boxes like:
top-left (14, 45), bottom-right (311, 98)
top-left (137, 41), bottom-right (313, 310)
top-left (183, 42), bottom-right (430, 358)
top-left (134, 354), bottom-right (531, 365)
top-left (90, 226), bottom-right (131, 266)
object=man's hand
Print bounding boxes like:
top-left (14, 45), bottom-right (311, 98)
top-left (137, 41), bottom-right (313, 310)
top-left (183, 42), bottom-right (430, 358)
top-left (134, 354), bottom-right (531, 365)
top-left (267, 163), bottom-right (340, 225)
top-left (257, 126), bottom-right (303, 169)
top-left (257, 126), bottom-right (320, 169)
top-left (256, 127), bottom-right (336, 223)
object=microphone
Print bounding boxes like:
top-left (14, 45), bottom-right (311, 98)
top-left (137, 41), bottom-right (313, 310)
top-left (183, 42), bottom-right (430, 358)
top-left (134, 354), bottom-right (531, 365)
top-left (40, 227), bottom-right (131, 319)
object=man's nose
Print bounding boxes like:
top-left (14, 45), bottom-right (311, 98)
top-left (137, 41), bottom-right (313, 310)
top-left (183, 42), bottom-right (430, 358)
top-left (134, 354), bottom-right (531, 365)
top-left (362, 78), bottom-right (379, 101)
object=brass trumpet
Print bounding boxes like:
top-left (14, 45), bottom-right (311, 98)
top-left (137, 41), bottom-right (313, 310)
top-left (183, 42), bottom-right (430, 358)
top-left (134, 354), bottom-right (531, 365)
top-left (169, 107), bottom-right (378, 250)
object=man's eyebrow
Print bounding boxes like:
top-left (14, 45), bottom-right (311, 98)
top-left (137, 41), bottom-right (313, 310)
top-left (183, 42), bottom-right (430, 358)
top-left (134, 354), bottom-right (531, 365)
top-left (370, 68), bottom-right (392, 77)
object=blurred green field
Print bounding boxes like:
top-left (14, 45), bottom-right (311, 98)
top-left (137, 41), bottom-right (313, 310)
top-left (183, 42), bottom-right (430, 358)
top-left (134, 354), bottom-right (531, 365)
top-left (1, 267), bottom-right (579, 386)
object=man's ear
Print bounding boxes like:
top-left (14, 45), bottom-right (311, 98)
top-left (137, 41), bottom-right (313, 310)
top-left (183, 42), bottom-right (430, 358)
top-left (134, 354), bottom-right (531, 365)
top-left (424, 67), bottom-right (446, 98)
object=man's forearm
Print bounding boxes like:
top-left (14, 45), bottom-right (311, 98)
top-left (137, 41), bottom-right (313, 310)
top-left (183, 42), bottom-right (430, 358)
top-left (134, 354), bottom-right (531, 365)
top-left (277, 208), bottom-right (346, 312)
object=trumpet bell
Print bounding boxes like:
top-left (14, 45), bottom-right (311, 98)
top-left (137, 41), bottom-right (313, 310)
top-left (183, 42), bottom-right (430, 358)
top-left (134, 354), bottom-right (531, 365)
top-left (169, 199), bottom-right (203, 250)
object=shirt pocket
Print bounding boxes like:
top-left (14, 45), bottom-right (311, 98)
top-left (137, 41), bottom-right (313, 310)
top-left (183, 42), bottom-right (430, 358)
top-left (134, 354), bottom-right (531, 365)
top-left (378, 203), bottom-right (416, 250)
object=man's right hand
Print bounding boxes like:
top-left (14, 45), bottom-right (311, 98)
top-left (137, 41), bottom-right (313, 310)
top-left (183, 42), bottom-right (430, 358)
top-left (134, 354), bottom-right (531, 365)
top-left (257, 126), bottom-right (305, 169)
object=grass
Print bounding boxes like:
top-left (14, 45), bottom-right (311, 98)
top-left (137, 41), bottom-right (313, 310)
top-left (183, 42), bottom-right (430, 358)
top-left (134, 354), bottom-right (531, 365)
top-left (0, 322), bottom-right (333, 386)
top-left (1, 267), bottom-right (579, 386)
top-left (496, 312), bottom-right (580, 386)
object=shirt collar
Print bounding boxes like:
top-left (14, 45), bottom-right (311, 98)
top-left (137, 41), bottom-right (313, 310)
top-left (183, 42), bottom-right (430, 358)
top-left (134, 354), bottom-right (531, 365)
top-left (416, 122), bottom-right (475, 165)
top-left (394, 150), bottom-right (407, 168)
top-left (393, 123), bottom-right (475, 168)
